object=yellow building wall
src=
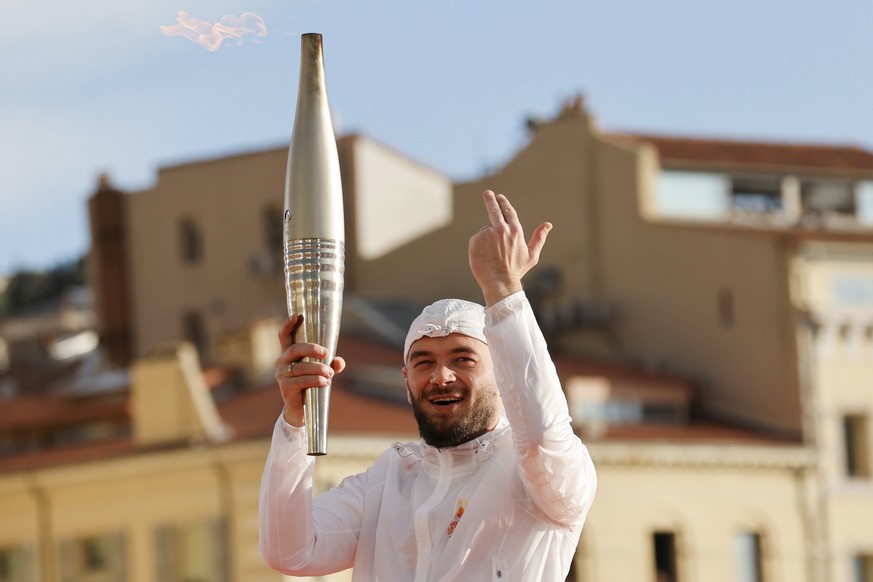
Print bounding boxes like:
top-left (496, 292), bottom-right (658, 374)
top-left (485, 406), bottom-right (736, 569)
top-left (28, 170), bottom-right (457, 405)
top-left (352, 111), bottom-right (599, 304)
top-left (585, 444), bottom-right (814, 582)
top-left (0, 435), bottom-right (816, 582)
top-left (594, 139), bottom-right (802, 435)
top-left (127, 148), bottom-right (289, 360)
top-left (347, 136), bottom-right (452, 261)
top-left (86, 107), bottom-right (873, 581)
top-left (125, 137), bottom-right (453, 360)
top-left (0, 433), bottom-right (408, 582)
top-left (356, 111), bottom-right (803, 435)
top-left (120, 111), bottom-right (812, 436)
top-left (793, 246), bottom-right (873, 582)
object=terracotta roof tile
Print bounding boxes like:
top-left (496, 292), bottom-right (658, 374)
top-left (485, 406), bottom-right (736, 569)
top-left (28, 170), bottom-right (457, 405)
top-left (0, 332), bottom-right (791, 474)
top-left (598, 419), bottom-right (799, 444)
top-left (0, 436), bottom-right (136, 473)
top-left (609, 132), bottom-right (873, 175)
top-left (552, 354), bottom-right (696, 395)
top-left (0, 382), bottom-right (417, 474)
top-left (0, 393), bottom-right (128, 431)
top-left (217, 382), bottom-right (417, 441)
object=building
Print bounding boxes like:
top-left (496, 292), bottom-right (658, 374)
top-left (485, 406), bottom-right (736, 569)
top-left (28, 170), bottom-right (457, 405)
top-left (87, 136), bottom-right (453, 367)
top-left (0, 327), bottom-right (419, 582)
top-left (2, 96), bottom-right (873, 581)
top-left (0, 323), bottom-right (814, 582)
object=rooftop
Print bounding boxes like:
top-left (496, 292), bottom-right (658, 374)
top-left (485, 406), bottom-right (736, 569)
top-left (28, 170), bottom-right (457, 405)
top-left (0, 329), bottom-right (803, 475)
top-left (609, 132), bottom-right (873, 176)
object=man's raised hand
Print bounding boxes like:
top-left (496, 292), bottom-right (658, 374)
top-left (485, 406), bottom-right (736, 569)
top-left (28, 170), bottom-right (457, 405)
top-left (468, 190), bottom-right (552, 307)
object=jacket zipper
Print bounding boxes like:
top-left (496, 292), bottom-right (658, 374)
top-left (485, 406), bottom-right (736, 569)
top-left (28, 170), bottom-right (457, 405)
top-left (413, 449), bottom-right (451, 582)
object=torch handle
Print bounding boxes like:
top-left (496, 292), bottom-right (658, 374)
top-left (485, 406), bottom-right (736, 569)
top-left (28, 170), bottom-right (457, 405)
top-left (284, 237), bottom-right (344, 455)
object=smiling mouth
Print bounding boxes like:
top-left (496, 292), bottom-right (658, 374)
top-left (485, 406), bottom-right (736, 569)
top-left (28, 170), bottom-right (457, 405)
top-left (429, 395), bottom-right (464, 407)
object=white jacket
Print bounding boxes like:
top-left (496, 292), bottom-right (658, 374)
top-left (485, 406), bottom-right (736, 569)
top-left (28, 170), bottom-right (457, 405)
top-left (259, 292), bottom-right (597, 581)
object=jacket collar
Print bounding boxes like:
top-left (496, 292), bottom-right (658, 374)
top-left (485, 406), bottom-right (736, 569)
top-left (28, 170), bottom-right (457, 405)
top-left (393, 416), bottom-right (511, 474)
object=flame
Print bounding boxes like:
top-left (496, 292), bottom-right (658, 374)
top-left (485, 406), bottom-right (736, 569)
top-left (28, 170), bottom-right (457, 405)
top-left (160, 11), bottom-right (267, 51)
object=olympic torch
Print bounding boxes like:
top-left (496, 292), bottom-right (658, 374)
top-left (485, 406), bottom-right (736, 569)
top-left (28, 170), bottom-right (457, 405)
top-left (284, 33), bottom-right (344, 456)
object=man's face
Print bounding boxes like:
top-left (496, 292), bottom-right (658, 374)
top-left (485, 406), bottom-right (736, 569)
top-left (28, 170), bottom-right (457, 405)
top-left (402, 333), bottom-right (500, 448)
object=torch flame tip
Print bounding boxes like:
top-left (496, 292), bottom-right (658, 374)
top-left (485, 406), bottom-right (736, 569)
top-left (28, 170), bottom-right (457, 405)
top-left (160, 10), bottom-right (267, 51)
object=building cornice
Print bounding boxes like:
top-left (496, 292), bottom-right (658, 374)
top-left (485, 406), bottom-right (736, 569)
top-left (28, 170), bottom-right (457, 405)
top-left (588, 441), bottom-right (816, 470)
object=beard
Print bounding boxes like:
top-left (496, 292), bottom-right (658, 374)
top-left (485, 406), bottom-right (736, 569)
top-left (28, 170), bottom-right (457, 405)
top-left (411, 384), bottom-right (498, 449)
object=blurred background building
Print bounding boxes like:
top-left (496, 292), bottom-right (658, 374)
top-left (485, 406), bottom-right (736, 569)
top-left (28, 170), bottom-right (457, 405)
top-left (1, 97), bottom-right (872, 581)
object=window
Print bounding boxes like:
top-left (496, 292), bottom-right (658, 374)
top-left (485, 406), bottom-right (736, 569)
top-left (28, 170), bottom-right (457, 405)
top-left (58, 533), bottom-right (125, 582)
top-left (831, 276), bottom-right (873, 308)
top-left (248, 206), bottom-right (284, 276)
top-left (734, 532), bottom-right (763, 582)
top-left (263, 206), bottom-right (284, 250)
top-left (857, 182), bottom-right (873, 226)
top-left (653, 531), bottom-right (679, 582)
top-left (156, 520), bottom-right (227, 582)
top-left (801, 180), bottom-right (855, 215)
top-left (719, 288), bottom-right (735, 328)
top-left (655, 171), bottom-right (730, 220)
top-left (182, 312), bottom-right (208, 360)
top-left (80, 537), bottom-right (108, 573)
top-left (571, 394), bottom-right (687, 427)
top-left (567, 530), bottom-right (589, 582)
top-left (565, 556), bottom-right (577, 582)
top-left (731, 176), bottom-right (782, 213)
top-left (854, 554), bottom-right (873, 582)
top-left (0, 546), bottom-right (31, 582)
top-left (844, 414), bottom-right (871, 478)
top-left (179, 218), bottom-right (203, 264)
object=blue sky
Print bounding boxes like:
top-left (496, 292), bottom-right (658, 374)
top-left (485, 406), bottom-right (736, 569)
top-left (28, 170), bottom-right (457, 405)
top-left (2, 0), bottom-right (872, 275)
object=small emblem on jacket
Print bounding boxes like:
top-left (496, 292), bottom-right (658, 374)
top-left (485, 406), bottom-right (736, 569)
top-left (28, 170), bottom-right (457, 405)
top-left (446, 499), bottom-right (467, 537)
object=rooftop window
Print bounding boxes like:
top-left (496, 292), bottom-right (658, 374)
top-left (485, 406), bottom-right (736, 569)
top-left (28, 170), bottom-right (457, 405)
top-left (656, 170), bottom-right (873, 229)
top-left (730, 176), bottom-right (783, 213)
top-left (858, 181), bottom-right (873, 226)
top-left (801, 180), bottom-right (854, 215)
top-left (566, 376), bottom-right (693, 437)
top-left (655, 171), bottom-right (729, 220)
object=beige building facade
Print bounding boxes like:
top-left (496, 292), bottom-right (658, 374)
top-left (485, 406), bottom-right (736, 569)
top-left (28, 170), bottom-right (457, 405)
top-left (3, 98), bottom-right (873, 581)
top-left (0, 440), bottom-right (817, 582)
top-left (0, 428), bottom-right (404, 582)
top-left (95, 135), bottom-right (452, 365)
top-left (580, 443), bottom-right (815, 582)
top-left (793, 244), bottom-right (873, 581)
top-left (0, 353), bottom-right (817, 582)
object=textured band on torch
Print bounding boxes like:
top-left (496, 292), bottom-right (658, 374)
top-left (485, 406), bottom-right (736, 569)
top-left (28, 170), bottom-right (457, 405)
top-left (283, 33), bottom-right (345, 456)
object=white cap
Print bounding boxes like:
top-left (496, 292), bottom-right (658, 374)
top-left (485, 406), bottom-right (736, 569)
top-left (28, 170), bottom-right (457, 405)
top-left (403, 299), bottom-right (487, 362)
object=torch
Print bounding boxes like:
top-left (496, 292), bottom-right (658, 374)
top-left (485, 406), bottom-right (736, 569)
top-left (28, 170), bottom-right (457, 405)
top-left (284, 33), bottom-right (344, 456)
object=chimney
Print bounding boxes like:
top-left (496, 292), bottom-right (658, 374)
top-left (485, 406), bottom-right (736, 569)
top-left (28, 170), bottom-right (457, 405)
top-left (130, 341), bottom-right (230, 446)
top-left (213, 317), bottom-right (284, 383)
top-left (87, 173), bottom-right (133, 368)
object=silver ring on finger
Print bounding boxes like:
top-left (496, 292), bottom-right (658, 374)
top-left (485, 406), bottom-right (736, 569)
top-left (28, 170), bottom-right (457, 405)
top-left (286, 362), bottom-right (297, 376)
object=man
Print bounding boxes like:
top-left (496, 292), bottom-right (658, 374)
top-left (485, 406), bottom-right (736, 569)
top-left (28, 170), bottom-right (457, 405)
top-left (259, 190), bottom-right (596, 580)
